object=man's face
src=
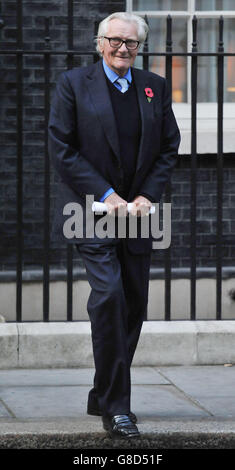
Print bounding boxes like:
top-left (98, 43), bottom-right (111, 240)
top-left (99, 19), bottom-right (139, 76)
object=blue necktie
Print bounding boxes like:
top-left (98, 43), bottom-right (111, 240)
top-left (116, 78), bottom-right (129, 93)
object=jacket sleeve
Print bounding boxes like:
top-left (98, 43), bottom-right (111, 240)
top-left (138, 79), bottom-right (181, 203)
top-left (48, 72), bottom-right (111, 201)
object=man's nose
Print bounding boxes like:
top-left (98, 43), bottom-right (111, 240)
top-left (118, 41), bottom-right (128, 52)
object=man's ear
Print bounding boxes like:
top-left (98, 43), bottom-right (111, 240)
top-left (97, 37), bottom-right (104, 54)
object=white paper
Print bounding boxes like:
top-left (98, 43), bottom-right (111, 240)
top-left (92, 201), bottom-right (155, 214)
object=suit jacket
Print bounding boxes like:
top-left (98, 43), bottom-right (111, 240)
top-left (48, 59), bottom-right (181, 254)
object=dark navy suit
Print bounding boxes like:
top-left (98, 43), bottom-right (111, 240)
top-left (48, 59), bottom-right (180, 416)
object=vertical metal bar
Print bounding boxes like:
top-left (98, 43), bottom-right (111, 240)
top-left (67, 0), bottom-right (74, 69)
top-left (93, 20), bottom-right (99, 63)
top-left (187, 0), bottom-right (196, 104)
top-left (164, 15), bottom-right (172, 321)
top-left (16, 0), bottom-right (23, 322)
top-left (190, 15), bottom-right (198, 320)
top-left (216, 16), bottom-right (224, 320)
top-left (143, 15), bottom-right (149, 71)
top-left (43, 17), bottom-right (51, 321)
top-left (66, 0), bottom-right (74, 320)
top-left (165, 15), bottom-right (172, 90)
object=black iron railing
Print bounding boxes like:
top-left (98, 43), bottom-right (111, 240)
top-left (0, 2), bottom-right (234, 322)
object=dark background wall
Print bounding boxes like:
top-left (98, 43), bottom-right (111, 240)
top-left (0, 0), bottom-right (234, 274)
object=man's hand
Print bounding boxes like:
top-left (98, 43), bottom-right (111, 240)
top-left (104, 192), bottom-right (128, 216)
top-left (129, 195), bottom-right (152, 217)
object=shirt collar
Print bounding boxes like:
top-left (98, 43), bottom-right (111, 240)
top-left (102, 58), bottom-right (132, 84)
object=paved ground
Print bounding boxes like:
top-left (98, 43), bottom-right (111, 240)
top-left (0, 365), bottom-right (235, 449)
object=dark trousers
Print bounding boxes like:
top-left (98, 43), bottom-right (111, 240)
top-left (76, 239), bottom-right (151, 417)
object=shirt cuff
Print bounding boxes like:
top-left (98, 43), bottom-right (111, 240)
top-left (100, 187), bottom-right (115, 202)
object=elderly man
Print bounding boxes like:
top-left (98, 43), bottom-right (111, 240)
top-left (48, 12), bottom-right (180, 439)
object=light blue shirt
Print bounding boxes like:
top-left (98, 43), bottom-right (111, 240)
top-left (100, 59), bottom-right (132, 202)
top-left (102, 58), bottom-right (132, 91)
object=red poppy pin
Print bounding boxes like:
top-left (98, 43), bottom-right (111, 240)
top-left (145, 87), bottom-right (154, 103)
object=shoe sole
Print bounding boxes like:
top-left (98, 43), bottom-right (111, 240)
top-left (103, 422), bottom-right (140, 439)
top-left (107, 429), bottom-right (140, 439)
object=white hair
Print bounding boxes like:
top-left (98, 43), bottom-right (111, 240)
top-left (95, 12), bottom-right (149, 56)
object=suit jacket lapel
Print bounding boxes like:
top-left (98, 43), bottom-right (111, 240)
top-left (132, 67), bottom-right (155, 172)
top-left (85, 60), bottom-right (121, 165)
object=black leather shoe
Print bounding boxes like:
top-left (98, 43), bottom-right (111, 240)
top-left (102, 414), bottom-right (140, 439)
top-left (87, 391), bottom-right (137, 423)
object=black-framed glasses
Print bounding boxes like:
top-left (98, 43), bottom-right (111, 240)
top-left (102, 36), bottom-right (140, 50)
